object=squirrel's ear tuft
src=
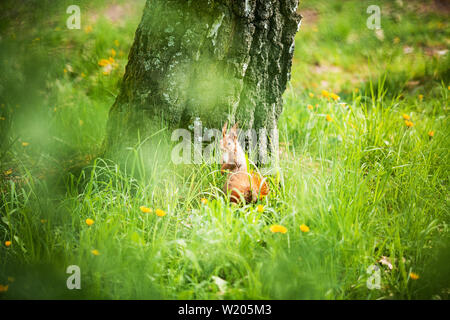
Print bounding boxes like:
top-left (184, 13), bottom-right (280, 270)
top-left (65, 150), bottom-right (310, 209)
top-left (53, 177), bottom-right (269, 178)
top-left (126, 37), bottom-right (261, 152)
top-left (229, 122), bottom-right (238, 141)
top-left (222, 122), bottom-right (228, 137)
top-left (231, 122), bottom-right (239, 136)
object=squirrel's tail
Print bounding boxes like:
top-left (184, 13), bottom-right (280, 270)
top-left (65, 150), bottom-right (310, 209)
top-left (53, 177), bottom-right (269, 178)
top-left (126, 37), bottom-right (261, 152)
top-left (251, 172), bottom-right (269, 199)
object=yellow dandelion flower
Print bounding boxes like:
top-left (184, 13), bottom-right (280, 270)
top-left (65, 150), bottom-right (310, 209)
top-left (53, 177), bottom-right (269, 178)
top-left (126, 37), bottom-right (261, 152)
top-left (98, 59), bottom-right (110, 67)
top-left (330, 93), bottom-right (340, 101)
top-left (114, 40), bottom-right (120, 47)
top-left (326, 114), bottom-right (333, 122)
top-left (270, 225), bottom-right (287, 234)
top-left (321, 90), bottom-right (330, 98)
top-left (108, 57), bottom-right (115, 63)
top-left (410, 272), bottom-right (419, 280)
top-left (405, 120), bottom-right (414, 127)
top-left (155, 209), bottom-right (166, 217)
top-left (309, 92), bottom-right (314, 98)
top-left (300, 224), bottom-right (310, 232)
top-left (63, 68), bottom-right (68, 74)
top-left (448, 85), bottom-right (450, 90)
top-left (428, 130), bottom-right (434, 137)
top-left (307, 104), bottom-right (314, 110)
top-left (402, 114), bottom-right (410, 120)
top-left (111, 48), bottom-right (116, 57)
top-left (201, 198), bottom-right (208, 205)
top-left (4, 169), bottom-right (12, 175)
top-left (393, 37), bottom-right (400, 44)
top-left (0, 284), bottom-right (8, 293)
top-left (84, 25), bottom-right (93, 33)
top-left (418, 94), bottom-right (423, 101)
top-left (257, 205), bottom-right (264, 213)
top-left (85, 218), bottom-right (94, 226)
top-left (354, 88), bottom-right (359, 93)
top-left (91, 249), bottom-right (100, 256)
top-left (5, 241), bottom-right (11, 247)
top-left (140, 206), bottom-right (152, 213)
top-left (81, 72), bottom-right (86, 78)
top-left (22, 142), bottom-right (29, 147)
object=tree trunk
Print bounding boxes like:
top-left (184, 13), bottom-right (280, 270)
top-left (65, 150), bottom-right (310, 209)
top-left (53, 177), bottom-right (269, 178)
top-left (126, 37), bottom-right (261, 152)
top-left (104, 0), bottom-right (301, 156)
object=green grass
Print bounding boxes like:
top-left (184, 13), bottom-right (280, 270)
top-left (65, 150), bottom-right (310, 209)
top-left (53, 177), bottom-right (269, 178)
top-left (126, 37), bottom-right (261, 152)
top-left (0, 0), bottom-right (449, 299)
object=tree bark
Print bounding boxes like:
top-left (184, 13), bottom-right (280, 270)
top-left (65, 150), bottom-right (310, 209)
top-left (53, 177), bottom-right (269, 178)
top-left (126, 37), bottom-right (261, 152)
top-left (104, 0), bottom-right (301, 154)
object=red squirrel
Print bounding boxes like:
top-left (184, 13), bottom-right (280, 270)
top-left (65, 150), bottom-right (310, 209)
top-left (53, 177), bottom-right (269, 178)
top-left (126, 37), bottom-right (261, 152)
top-left (220, 122), bottom-right (269, 203)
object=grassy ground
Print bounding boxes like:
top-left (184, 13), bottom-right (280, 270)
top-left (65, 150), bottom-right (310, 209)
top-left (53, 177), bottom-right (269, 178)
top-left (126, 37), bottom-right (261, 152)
top-left (0, 0), bottom-right (449, 299)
